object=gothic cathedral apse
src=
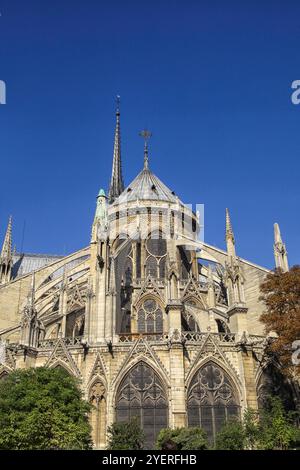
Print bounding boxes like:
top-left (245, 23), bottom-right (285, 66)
top-left (0, 102), bottom-right (298, 448)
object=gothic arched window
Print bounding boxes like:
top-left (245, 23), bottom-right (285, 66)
top-left (66, 308), bottom-right (85, 338)
top-left (116, 362), bottom-right (168, 449)
top-left (187, 362), bottom-right (240, 443)
top-left (137, 299), bottom-right (163, 334)
top-left (145, 232), bottom-right (167, 279)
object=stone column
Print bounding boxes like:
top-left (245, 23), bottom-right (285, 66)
top-left (168, 331), bottom-right (186, 428)
top-left (240, 346), bottom-right (258, 410)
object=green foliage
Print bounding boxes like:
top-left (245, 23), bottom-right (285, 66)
top-left (0, 367), bottom-right (92, 450)
top-left (156, 427), bottom-right (208, 450)
top-left (243, 409), bottom-right (260, 450)
top-left (106, 418), bottom-right (145, 450)
top-left (256, 396), bottom-right (300, 450)
top-left (215, 419), bottom-right (245, 450)
top-left (214, 396), bottom-right (300, 450)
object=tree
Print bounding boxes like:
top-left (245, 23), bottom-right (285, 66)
top-left (260, 266), bottom-right (300, 377)
top-left (0, 367), bottom-right (92, 450)
top-left (256, 396), bottom-right (300, 450)
top-left (214, 397), bottom-right (300, 450)
top-left (155, 427), bottom-right (208, 450)
top-left (215, 419), bottom-right (245, 450)
top-left (106, 418), bottom-right (145, 450)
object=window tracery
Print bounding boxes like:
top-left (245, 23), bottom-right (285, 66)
top-left (145, 231), bottom-right (167, 279)
top-left (137, 298), bottom-right (163, 334)
top-left (187, 362), bottom-right (240, 443)
top-left (116, 362), bottom-right (168, 449)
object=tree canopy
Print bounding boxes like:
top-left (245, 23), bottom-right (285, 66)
top-left (215, 398), bottom-right (300, 450)
top-left (260, 265), bottom-right (300, 377)
top-left (106, 418), bottom-right (145, 450)
top-left (155, 427), bottom-right (208, 450)
top-left (0, 367), bottom-right (92, 450)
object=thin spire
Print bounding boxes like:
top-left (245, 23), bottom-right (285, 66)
top-left (139, 129), bottom-right (152, 170)
top-left (0, 216), bottom-right (12, 262)
top-left (225, 208), bottom-right (236, 259)
top-left (108, 96), bottom-right (124, 203)
top-left (225, 208), bottom-right (235, 244)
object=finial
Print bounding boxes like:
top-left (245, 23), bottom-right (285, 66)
top-left (1, 215), bottom-right (12, 261)
top-left (225, 208), bottom-right (235, 243)
top-left (116, 95), bottom-right (120, 115)
top-left (273, 222), bottom-right (289, 272)
top-left (139, 129), bottom-right (152, 169)
top-left (274, 223), bottom-right (281, 244)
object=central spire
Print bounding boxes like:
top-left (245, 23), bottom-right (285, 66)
top-left (139, 129), bottom-right (152, 170)
top-left (108, 96), bottom-right (124, 204)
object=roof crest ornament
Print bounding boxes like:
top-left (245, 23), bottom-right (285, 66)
top-left (139, 129), bottom-right (152, 170)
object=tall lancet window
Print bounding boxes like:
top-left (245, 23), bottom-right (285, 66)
top-left (116, 362), bottom-right (168, 449)
top-left (145, 231), bottom-right (167, 279)
top-left (187, 362), bottom-right (240, 444)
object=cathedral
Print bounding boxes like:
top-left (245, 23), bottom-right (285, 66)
top-left (0, 103), bottom-right (298, 449)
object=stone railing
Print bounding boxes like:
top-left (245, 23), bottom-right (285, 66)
top-left (181, 331), bottom-right (236, 343)
top-left (118, 331), bottom-right (236, 344)
top-left (38, 336), bottom-right (83, 349)
top-left (118, 332), bottom-right (169, 343)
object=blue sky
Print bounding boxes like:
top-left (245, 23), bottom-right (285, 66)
top-left (0, 0), bottom-right (299, 268)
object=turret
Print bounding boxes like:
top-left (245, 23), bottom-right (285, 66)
top-left (91, 189), bottom-right (108, 243)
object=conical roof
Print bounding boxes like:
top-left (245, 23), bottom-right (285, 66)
top-left (113, 167), bottom-right (180, 205)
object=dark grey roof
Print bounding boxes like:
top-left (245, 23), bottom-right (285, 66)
top-left (113, 168), bottom-right (181, 205)
top-left (12, 253), bottom-right (64, 278)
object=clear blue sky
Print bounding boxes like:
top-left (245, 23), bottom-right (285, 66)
top-left (0, 0), bottom-right (299, 268)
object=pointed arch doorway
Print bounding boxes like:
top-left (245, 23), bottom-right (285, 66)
top-left (115, 361), bottom-right (168, 449)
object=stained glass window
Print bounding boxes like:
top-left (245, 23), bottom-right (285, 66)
top-left (137, 299), bottom-right (163, 334)
top-left (116, 362), bottom-right (168, 449)
top-left (187, 362), bottom-right (240, 443)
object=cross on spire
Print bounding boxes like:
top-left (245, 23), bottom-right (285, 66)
top-left (139, 129), bottom-right (152, 170)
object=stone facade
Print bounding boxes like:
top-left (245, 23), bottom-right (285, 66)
top-left (0, 106), bottom-right (297, 449)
